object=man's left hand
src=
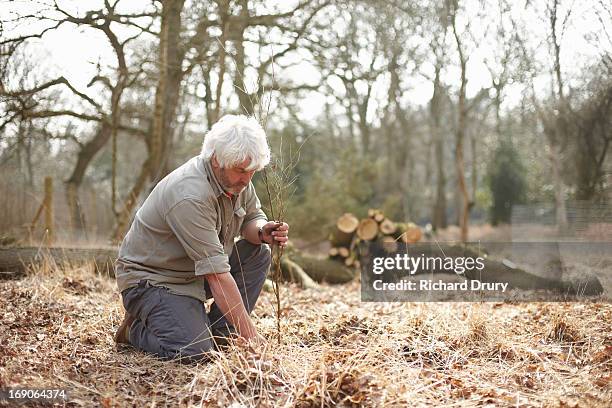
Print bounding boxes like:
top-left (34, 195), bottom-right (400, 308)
top-left (261, 221), bottom-right (289, 247)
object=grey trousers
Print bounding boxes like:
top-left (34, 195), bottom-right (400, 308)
top-left (121, 239), bottom-right (271, 363)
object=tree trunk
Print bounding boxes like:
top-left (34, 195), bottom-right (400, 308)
top-left (66, 183), bottom-right (86, 238)
top-left (65, 123), bottom-right (112, 235)
top-left (456, 134), bottom-right (470, 242)
top-left (548, 0), bottom-right (568, 231)
top-left (548, 142), bottom-right (568, 230)
top-left (286, 252), bottom-right (355, 284)
top-left (279, 257), bottom-right (319, 289)
top-left (148, 0), bottom-right (186, 189)
top-left (24, 124), bottom-right (34, 188)
top-left (0, 247), bottom-right (118, 279)
top-left (112, 0), bottom-right (186, 241)
top-left (451, 1), bottom-right (470, 242)
top-left (357, 94), bottom-right (372, 154)
top-left (470, 131), bottom-right (477, 207)
top-left (232, 1), bottom-right (252, 115)
top-left (393, 76), bottom-right (413, 220)
top-left (431, 66), bottom-right (447, 230)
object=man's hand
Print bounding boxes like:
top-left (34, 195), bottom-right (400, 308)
top-left (236, 333), bottom-right (268, 350)
top-left (205, 272), bottom-right (258, 340)
top-left (261, 221), bottom-right (289, 247)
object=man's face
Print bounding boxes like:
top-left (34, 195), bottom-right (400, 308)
top-left (211, 157), bottom-right (256, 195)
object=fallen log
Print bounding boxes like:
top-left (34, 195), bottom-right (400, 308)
top-left (359, 242), bottom-right (604, 296)
top-left (0, 246), bottom-right (348, 287)
top-left (0, 246), bottom-right (118, 279)
top-left (287, 252), bottom-right (355, 284)
top-left (279, 257), bottom-right (319, 289)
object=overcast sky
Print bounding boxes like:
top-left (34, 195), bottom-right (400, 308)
top-left (1, 0), bottom-right (609, 125)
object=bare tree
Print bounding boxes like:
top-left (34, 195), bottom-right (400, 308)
top-left (1, 0), bottom-right (156, 236)
top-left (573, 63), bottom-right (612, 201)
top-left (541, 0), bottom-right (571, 229)
top-left (377, 2), bottom-right (426, 220)
top-left (421, 2), bottom-right (451, 230)
top-left (308, 3), bottom-right (386, 156)
top-left (113, 0), bottom-right (184, 240)
top-left (449, 0), bottom-right (472, 241)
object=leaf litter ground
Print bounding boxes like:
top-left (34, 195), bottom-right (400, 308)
top-left (0, 262), bottom-right (610, 407)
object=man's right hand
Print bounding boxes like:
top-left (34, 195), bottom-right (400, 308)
top-left (261, 221), bottom-right (289, 247)
top-left (205, 272), bottom-right (258, 340)
top-left (236, 333), bottom-right (268, 350)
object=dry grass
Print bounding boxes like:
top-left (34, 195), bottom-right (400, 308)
top-left (0, 261), bottom-right (611, 407)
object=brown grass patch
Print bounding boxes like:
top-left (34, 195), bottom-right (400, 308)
top-left (0, 262), bottom-right (610, 407)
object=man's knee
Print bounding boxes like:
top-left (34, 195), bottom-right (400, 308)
top-left (255, 243), bottom-right (272, 268)
top-left (157, 294), bottom-right (215, 359)
top-left (233, 239), bottom-right (272, 273)
top-left (171, 339), bottom-right (214, 364)
top-left (127, 285), bottom-right (216, 363)
top-left (149, 324), bottom-right (215, 364)
top-left (250, 244), bottom-right (271, 285)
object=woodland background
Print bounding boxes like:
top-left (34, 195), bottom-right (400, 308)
top-left (0, 0), bottom-right (610, 245)
top-left (1, 3), bottom-right (611, 406)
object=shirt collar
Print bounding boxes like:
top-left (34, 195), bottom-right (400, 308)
top-left (203, 157), bottom-right (225, 198)
top-left (202, 157), bottom-right (239, 203)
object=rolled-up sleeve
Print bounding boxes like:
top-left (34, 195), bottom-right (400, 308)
top-left (165, 199), bottom-right (229, 276)
top-left (241, 183), bottom-right (268, 231)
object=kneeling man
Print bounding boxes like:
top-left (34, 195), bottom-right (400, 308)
top-left (114, 115), bottom-right (288, 362)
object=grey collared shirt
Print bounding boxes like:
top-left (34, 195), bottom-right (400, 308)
top-left (115, 156), bottom-right (268, 302)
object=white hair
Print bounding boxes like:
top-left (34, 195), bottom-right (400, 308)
top-left (200, 114), bottom-right (271, 171)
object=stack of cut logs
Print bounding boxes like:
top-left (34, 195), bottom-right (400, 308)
top-left (328, 210), bottom-right (423, 269)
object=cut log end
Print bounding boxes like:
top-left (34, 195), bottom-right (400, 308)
top-left (337, 213), bottom-right (359, 234)
top-left (368, 208), bottom-right (386, 223)
top-left (357, 218), bottom-right (379, 241)
top-left (397, 222), bottom-right (423, 243)
top-left (330, 213), bottom-right (358, 248)
top-left (338, 247), bottom-right (350, 258)
top-left (380, 218), bottom-right (397, 235)
top-left (404, 223), bottom-right (422, 243)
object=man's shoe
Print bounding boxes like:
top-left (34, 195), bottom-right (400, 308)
top-left (114, 312), bottom-right (135, 344)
